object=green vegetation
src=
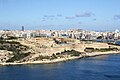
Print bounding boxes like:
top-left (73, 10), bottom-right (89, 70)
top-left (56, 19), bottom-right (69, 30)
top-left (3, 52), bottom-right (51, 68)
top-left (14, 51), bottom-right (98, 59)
top-left (84, 47), bottom-right (118, 52)
top-left (0, 41), bottom-right (28, 52)
top-left (84, 47), bottom-right (94, 52)
top-left (0, 40), bottom-right (81, 62)
top-left (7, 36), bottom-right (18, 40)
top-left (35, 55), bottom-right (50, 60)
top-left (108, 43), bottom-right (120, 46)
top-left (0, 40), bottom-right (30, 62)
top-left (58, 50), bottom-right (80, 57)
top-left (66, 50), bottom-right (80, 56)
top-left (35, 50), bottom-right (81, 61)
top-left (94, 48), bottom-right (118, 52)
top-left (51, 54), bottom-right (57, 59)
top-left (0, 40), bottom-right (20, 44)
top-left (0, 36), bottom-right (18, 40)
top-left (34, 54), bottom-right (58, 61)
top-left (0, 37), bottom-right (4, 40)
top-left (97, 36), bottom-right (103, 39)
top-left (6, 52), bottom-right (30, 62)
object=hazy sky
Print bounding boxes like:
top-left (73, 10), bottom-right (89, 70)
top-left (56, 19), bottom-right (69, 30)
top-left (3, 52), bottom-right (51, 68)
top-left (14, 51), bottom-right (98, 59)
top-left (0, 0), bottom-right (120, 31)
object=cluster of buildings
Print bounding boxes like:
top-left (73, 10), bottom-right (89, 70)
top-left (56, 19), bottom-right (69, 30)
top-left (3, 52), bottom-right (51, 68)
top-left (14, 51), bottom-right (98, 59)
top-left (0, 28), bottom-right (120, 41)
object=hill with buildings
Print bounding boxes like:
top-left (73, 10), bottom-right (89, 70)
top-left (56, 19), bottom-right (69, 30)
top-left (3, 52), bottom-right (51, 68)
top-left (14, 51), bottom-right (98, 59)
top-left (0, 29), bottom-right (120, 65)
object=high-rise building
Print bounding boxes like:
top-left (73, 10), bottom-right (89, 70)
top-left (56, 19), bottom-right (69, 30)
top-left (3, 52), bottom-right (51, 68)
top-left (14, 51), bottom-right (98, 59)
top-left (22, 26), bottom-right (24, 31)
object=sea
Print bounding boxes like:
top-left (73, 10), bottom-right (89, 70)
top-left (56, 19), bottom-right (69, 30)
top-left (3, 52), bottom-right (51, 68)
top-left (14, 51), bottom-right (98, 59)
top-left (0, 54), bottom-right (120, 80)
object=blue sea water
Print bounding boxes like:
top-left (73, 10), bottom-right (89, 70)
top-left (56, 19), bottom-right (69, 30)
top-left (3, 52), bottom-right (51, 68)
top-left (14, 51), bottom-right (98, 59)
top-left (0, 54), bottom-right (120, 80)
top-left (115, 41), bottom-right (120, 45)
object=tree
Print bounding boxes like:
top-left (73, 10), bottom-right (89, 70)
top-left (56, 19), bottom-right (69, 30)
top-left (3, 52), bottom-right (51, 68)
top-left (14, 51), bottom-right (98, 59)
top-left (97, 36), bottom-right (103, 39)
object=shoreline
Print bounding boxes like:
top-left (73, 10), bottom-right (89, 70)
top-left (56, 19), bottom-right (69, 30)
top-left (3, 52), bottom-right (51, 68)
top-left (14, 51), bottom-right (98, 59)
top-left (0, 51), bottom-right (120, 66)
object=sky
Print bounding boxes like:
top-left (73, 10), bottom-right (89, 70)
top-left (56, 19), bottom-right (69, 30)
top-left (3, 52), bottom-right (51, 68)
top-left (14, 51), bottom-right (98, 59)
top-left (0, 0), bottom-right (120, 31)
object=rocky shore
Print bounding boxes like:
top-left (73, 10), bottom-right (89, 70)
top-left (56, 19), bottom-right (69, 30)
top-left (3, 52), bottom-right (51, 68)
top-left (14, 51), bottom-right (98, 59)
top-left (0, 37), bottom-right (120, 66)
top-left (1, 51), bottom-right (120, 66)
